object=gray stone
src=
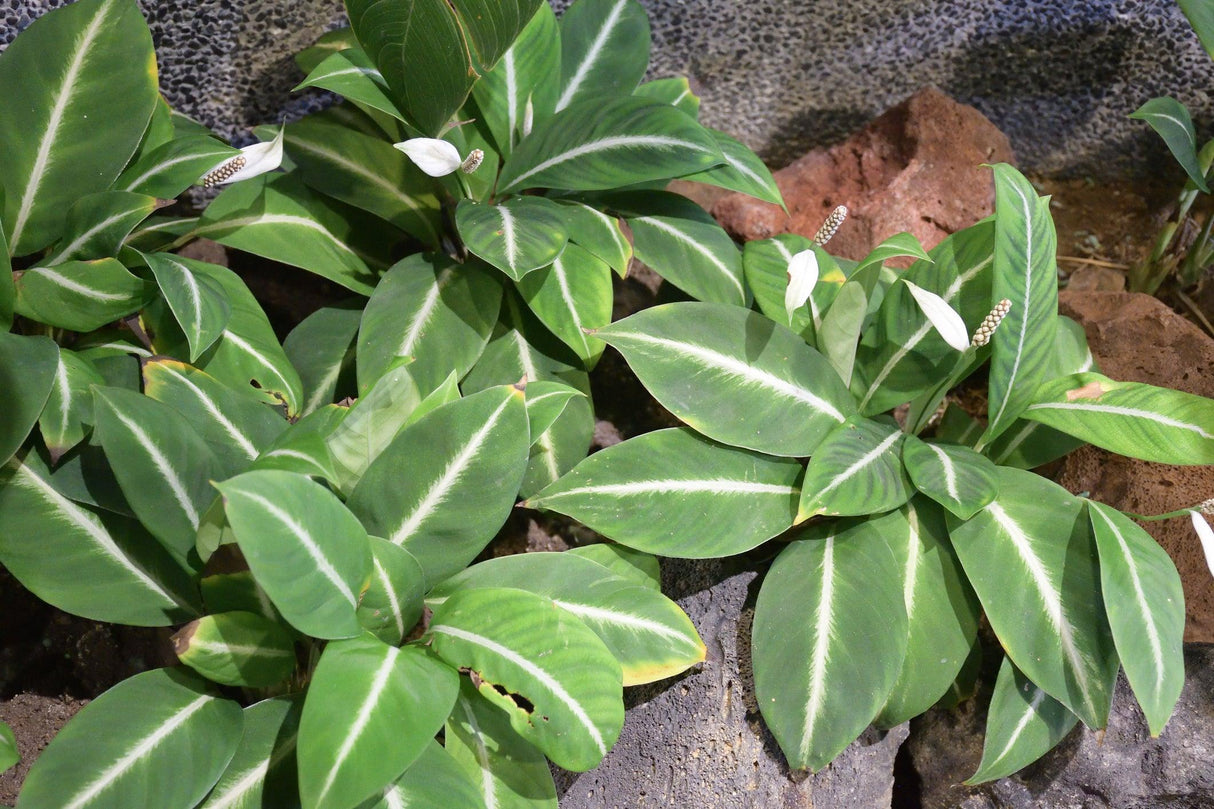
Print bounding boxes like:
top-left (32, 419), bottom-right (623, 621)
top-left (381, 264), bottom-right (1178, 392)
top-left (907, 644), bottom-right (1214, 809)
top-left (3, 0), bottom-right (1211, 175)
top-left (553, 558), bottom-right (907, 808)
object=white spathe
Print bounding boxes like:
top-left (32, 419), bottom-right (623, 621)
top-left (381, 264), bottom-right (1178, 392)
top-left (904, 280), bottom-right (970, 351)
top-left (394, 137), bottom-right (463, 177)
top-left (1191, 510), bottom-right (1214, 578)
top-left (200, 125), bottom-right (286, 186)
top-left (784, 249), bottom-right (819, 322)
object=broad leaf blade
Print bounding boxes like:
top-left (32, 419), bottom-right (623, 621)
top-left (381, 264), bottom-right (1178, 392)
top-left (679, 128), bottom-right (784, 208)
top-left (15, 259), bottom-right (147, 332)
top-left (143, 253), bottom-right (232, 362)
top-left (753, 520), bottom-right (908, 771)
top-left (1087, 501), bottom-right (1185, 736)
top-left (1023, 372), bottom-right (1214, 464)
top-left (554, 0), bottom-right (650, 112)
top-left (285, 302), bottom-right (362, 416)
top-left (365, 740), bottom-right (487, 809)
top-left (117, 134), bottom-right (239, 199)
top-left (598, 302), bottom-right (855, 456)
top-left (173, 611), bottom-right (296, 688)
top-left (429, 551), bottom-right (705, 684)
top-left (294, 48), bottom-right (406, 122)
top-left (968, 657), bottom-right (1078, 784)
top-left (325, 361), bottom-right (425, 495)
top-left (347, 386), bottom-right (530, 586)
top-left (471, 3), bottom-right (560, 155)
top-left (497, 96), bottom-right (723, 193)
top-left (556, 200), bottom-right (632, 277)
top-left (901, 436), bottom-right (999, 520)
top-left (199, 696), bottom-right (301, 809)
top-left (17, 668), bottom-right (241, 809)
top-left (516, 242), bottom-right (612, 366)
top-left (1179, 0), bottom-right (1214, 58)
top-left (0, 0), bottom-right (158, 255)
top-left (428, 587), bottom-right (624, 772)
top-left (358, 537), bottom-right (426, 645)
top-left (45, 191), bottom-right (159, 265)
top-left (299, 637), bottom-right (458, 809)
top-left (527, 427), bottom-right (800, 558)
top-left (1130, 97), bottom-right (1210, 192)
top-left (217, 470), bottom-right (371, 639)
top-left (797, 417), bottom-right (911, 521)
top-left (950, 467), bottom-right (1119, 728)
top-left (0, 332), bottom-right (59, 465)
top-left (981, 165), bottom-right (1058, 447)
top-left (456, 197), bottom-right (570, 281)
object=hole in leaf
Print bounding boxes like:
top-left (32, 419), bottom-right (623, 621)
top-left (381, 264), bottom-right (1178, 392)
top-left (492, 683), bottom-right (535, 714)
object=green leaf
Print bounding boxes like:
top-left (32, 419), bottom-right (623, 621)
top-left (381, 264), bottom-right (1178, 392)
top-left (967, 657), bottom-right (1078, 784)
top-left (597, 302), bottom-right (855, 456)
top-left (145, 259), bottom-right (303, 416)
top-left (471, 3), bottom-right (560, 155)
top-left (0, 451), bottom-right (199, 624)
top-left (456, 197), bottom-right (570, 281)
top-left (195, 173), bottom-right (378, 295)
top-left (517, 243), bottom-right (612, 366)
top-left (0, 721), bottom-right (17, 774)
top-left (347, 386), bottom-right (529, 586)
top-left (445, 680), bottom-right (557, 809)
top-left (1178, 0), bottom-right (1214, 58)
top-left (527, 427), bottom-right (800, 557)
top-left (357, 254), bottom-right (501, 395)
top-left (567, 542), bottom-right (660, 590)
top-left (609, 190), bottom-right (746, 306)
top-left (285, 301), bottom-right (362, 416)
top-left (172, 611), bottom-right (296, 688)
top-left (0, 191), bottom-right (12, 330)
top-left (743, 236), bottom-right (840, 344)
top-left (346, 0), bottom-right (542, 135)
top-left (15, 258), bottom-right (147, 331)
top-left (294, 48), bottom-right (406, 122)
top-left (323, 361), bottom-right (424, 494)
top-left (38, 348), bottom-right (105, 462)
top-left (295, 27), bottom-right (359, 74)
top-left (0, 332), bottom-right (59, 465)
top-left (0, 0), bottom-right (158, 255)
top-left (364, 739), bottom-right (486, 809)
top-left (428, 587), bottom-right (624, 772)
top-left (199, 696), bottom-right (301, 809)
top-left (678, 128), bottom-right (784, 208)
top-left (497, 96), bottom-right (723, 193)
top-left (522, 381), bottom-right (583, 441)
top-left (980, 165), bottom-right (1058, 447)
top-left (556, 200), bottom-right (632, 277)
top-left (901, 436), bottom-right (999, 520)
top-left (847, 232), bottom-right (931, 296)
top-left (817, 280), bottom-right (867, 385)
top-left (429, 551), bottom-right (705, 685)
top-left (1130, 97), bottom-right (1210, 193)
top-left (853, 219), bottom-right (994, 415)
top-left (117, 134), bottom-right (239, 199)
top-left (45, 191), bottom-right (159, 265)
top-left (1087, 502), bottom-right (1185, 736)
top-left (217, 470), bottom-right (371, 639)
top-left (554, 0), bottom-right (650, 113)
top-left (143, 253), bottom-right (232, 362)
top-left (753, 520), bottom-right (908, 771)
top-left (950, 467), bottom-right (1119, 728)
top-left (358, 537), bottom-right (426, 645)
top-left (874, 500), bottom-right (980, 727)
top-left (92, 386), bottom-right (221, 560)
top-left (17, 668), bottom-right (241, 809)
top-left (252, 408), bottom-right (342, 483)
top-left (797, 417), bottom-right (911, 521)
top-left (142, 358), bottom-right (288, 479)
top-left (299, 636), bottom-right (459, 809)
top-left (634, 76), bottom-right (701, 118)
top-left (1022, 372), bottom-right (1214, 464)
top-left (283, 113), bottom-right (442, 245)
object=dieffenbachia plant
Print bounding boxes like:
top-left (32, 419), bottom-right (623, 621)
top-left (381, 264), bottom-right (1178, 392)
top-left (526, 162), bottom-right (1214, 778)
top-left (1, 2), bottom-right (710, 808)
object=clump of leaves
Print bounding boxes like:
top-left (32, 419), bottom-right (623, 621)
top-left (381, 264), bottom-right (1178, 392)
top-left (0, 0), bottom-right (776, 806)
top-left (526, 162), bottom-right (1214, 778)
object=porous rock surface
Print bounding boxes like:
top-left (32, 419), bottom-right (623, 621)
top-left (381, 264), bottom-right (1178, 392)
top-left (1057, 290), bottom-right (1214, 643)
top-left (712, 87), bottom-right (1013, 260)
top-left (4, 0), bottom-right (1210, 175)
top-left (905, 644), bottom-right (1214, 808)
top-left (553, 558), bottom-right (907, 809)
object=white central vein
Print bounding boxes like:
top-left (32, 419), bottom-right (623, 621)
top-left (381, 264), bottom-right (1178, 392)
top-left (431, 624), bottom-right (607, 755)
top-left (543, 479), bottom-right (796, 499)
top-left (373, 556), bottom-right (406, 640)
top-left (121, 148), bottom-right (229, 191)
top-left (926, 443), bottom-right (960, 502)
top-left (987, 182), bottom-right (1036, 433)
top-left (397, 267), bottom-right (452, 357)
top-left (239, 491), bottom-right (356, 606)
top-left (193, 214), bottom-right (361, 259)
top-left (159, 257), bottom-right (205, 348)
top-left (202, 731), bottom-right (298, 809)
top-left (107, 407), bottom-right (200, 529)
top-left (632, 215), bottom-right (744, 300)
top-left (315, 647), bottom-right (400, 805)
top-left (552, 600), bottom-right (696, 646)
top-left (801, 537), bottom-right (836, 759)
top-left (1025, 401), bottom-right (1214, 439)
top-left (555, 0), bottom-right (628, 112)
top-left (29, 266), bottom-right (129, 301)
top-left (459, 697), bottom-right (498, 809)
top-left (498, 205), bottom-right (520, 269)
top-left (159, 367), bottom-right (259, 460)
top-left (390, 395), bottom-right (512, 544)
top-left (815, 429), bottom-right (902, 500)
top-left (506, 134), bottom-right (710, 189)
top-left (552, 256), bottom-right (589, 352)
top-left (11, 5), bottom-right (107, 248)
top-left (990, 687), bottom-right (1046, 768)
top-left (48, 207), bottom-right (140, 266)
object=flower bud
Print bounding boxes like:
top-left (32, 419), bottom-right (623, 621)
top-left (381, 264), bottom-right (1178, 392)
top-left (813, 205), bottom-right (848, 246)
top-left (970, 299), bottom-right (1012, 347)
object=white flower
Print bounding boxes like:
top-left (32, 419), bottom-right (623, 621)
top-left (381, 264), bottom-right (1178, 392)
top-left (199, 126), bottom-right (285, 187)
top-left (903, 280), bottom-right (969, 351)
top-left (1191, 510), bottom-right (1214, 579)
top-left (784, 249), bottom-right (819, 322)
top-left (394, 138), bottom-right (465, 177)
